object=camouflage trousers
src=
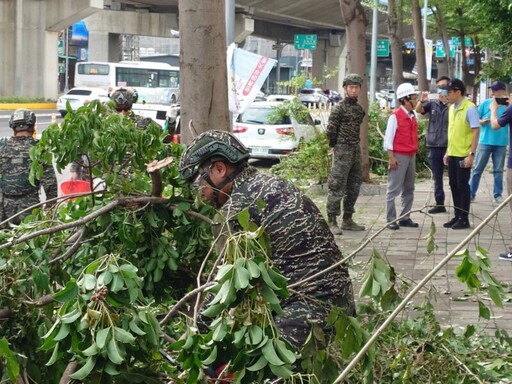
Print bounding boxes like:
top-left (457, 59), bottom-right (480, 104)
top-left (274, 287), bottom-right (356, 351)
top-left (1, 191), bottom-right (40, 226)
top-left (326, 143), bottom-right (362, 218)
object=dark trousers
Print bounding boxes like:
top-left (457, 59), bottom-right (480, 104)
top-left (447, 156), bottom-right (471, 221)
top-left (428, 147), bottom-right (446, 205)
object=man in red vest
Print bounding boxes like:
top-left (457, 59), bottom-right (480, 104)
top-left (383, 83), bottom-right (420, 230)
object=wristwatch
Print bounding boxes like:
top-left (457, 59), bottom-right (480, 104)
top-left (469, 152), bottom-right (475, 157)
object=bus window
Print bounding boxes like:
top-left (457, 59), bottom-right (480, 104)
top-left (77, 63), bottom-right (110, 76)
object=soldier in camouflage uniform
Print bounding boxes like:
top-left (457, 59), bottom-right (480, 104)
top-left (179, 130), bottom-right (356, 349)
top-left (326, 73), bottom-right (366, 235)
top-left (70, 87), bottom-right (158, 180)
top-left (0, 109), bottom-right (58, 226)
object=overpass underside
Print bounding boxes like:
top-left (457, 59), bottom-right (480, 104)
top-left (0, 0), bottom-right (389, 100)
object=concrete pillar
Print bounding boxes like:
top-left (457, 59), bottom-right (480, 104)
top-left (311, 34), bottom-right (347, 93)
top-left (84, 10), bottom-right (179, 62)
top-left (234, 15), bottom-right (254, 44)
top-left (0, 0), bottom-right (102, 99)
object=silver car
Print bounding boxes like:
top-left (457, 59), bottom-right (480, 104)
top-left (297, 88), bottom-right (329, 106)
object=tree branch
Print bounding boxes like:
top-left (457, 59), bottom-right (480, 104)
top-left (59, 361), bottom-right (78, 384)
top-left (159, 282), bottom-right (215, 326)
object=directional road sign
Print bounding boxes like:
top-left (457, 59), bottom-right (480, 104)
top-left (294, 34), bottom-right (317, 50)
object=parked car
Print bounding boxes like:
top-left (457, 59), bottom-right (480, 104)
top-left (56, 87), bottom-right (110, 117)
top-left (232, 101), bottom-right (321, 159)
top-left (265, 94), bottom-right (298, 102)
top-left (297, 88), bottom-right (329, 106)
top-left (323, 89), bottom-right (341, 103)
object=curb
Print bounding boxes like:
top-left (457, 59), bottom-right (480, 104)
top-left (0, 103), bottom-right (56, 110)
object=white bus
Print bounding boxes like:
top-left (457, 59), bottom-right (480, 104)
top-left (74, 61), bottom-right (180, 124)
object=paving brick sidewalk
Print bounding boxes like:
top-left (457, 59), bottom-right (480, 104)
top-left (311, 169), bottom-right (512, 333)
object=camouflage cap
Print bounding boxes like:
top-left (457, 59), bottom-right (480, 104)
top-left (111, 87), bottom-right (138, 109)
top-left (9, 108), bottom-right (36, 131)
top-left (179, 130), bottom-right (250, 182)
top-left (343, 73), bottom-right (363, 87)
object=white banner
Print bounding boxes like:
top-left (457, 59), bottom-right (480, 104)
top-left (425, 39), bottom-right (433, 81)
top-left (227, 43), bottom-right (276, 114)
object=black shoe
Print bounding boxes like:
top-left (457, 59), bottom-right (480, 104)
top-left (428, 205), bottom-right (447, 214)
top-left (451, 219), bottom-right (470, 230)
top-left (443, 217), bottom-right (458, 228)
top-left (499, 252), bottom-right (512, 261)
top-left (398, 219), bottom-right (419, 228)
top-left (387, 223), bottom-right (399, 230)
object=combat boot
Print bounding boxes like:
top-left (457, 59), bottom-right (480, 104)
top-left (342, 216), bottom-right (365, 231)
top-left (328, 215), bottom-right (343, 235)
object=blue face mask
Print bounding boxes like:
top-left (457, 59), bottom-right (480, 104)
top-left (437, 88), bottom-right (448, 96)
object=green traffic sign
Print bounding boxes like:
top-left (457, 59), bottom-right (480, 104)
top-left (435, 40), bottom-right (455, 58)
top-left (451, 36), bottom-right (473, 47)
top-left (377, 39), bottom-right (389, 57)
top-left (294, 34), bottom-right (317, 50)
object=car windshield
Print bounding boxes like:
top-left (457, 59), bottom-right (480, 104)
top-left (67, 89), bottom-right (93, 96)
top-left (237, 107), bottom-right (291, 125)
top-left (299, 89), bottom-right (314, 95)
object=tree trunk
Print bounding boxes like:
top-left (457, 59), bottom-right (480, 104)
top-left (431, 4), bottom-right (455, 79)
top-left (388, 0), bottom-right (405, 92)
top-left (179, 0), bottom-right (229, 144)
top-left (339, 0), bottom-right (370, 181)
top-left (411, 0), bottom-right (428, 91)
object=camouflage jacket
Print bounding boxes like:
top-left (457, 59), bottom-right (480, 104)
top-left (222, 166), bottom-right (355, 308)
top-left (326, 96), bottom-right (365, 147)
top-left (0, 136), bottom-right (58, 198)
top-left (127, 111), bottom-right (159, 130)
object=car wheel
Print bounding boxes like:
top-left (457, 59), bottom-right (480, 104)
top-left (60, 111), bottom-right (67, 118)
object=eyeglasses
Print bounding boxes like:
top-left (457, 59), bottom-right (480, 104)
top-left (191, 163), bottom-right (214, 187)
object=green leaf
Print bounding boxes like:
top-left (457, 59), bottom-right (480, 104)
top-left (45, 342), bottom-right (60, 366)
top-left (0, 337), bottom-right (20, 380)
top-left (488, 285), bottom-right (504, 308)
top-left (69, 356), bottom-right (96, 380)
top-left (129, 320), bottom-right (146, 336)
top-left (261, 284), bottom-right (280, 305)
top-left (216, 264), bottom-right (234, 282)
top-left (82, 343), bottom-right (99, 357)
top-left (202, 303), bottom-right (225, 318)
top-left (246, 259), bottom-right (261, 278)
top-left (237, 208), bottom-right (251, 230)
top-left (53, 281), bottom-right (78, 303)
top-left (261, 338), bottom-right (285, 366)
top-left (107, 338), bottom-right (125, 364)
top-left (259, 263), bottom-right (281, 290)
top-left (60, 308), bottom-right (82, 324)
top-left (268, 362), bottom-right (292, 379)
top-left (53, 324), bottom-right (70, 341)
top-left (274, 339), bottom-right (297, 365)
top-left (104, 361), bottom-right (120, 375)
top-left (82, 274), bottom-right (97, 290)
top-left (478, 300), bottom-right (491, 320)
top-left (234, 266), bottom-right (251, 290)
top-left (111, 273), bottom-right (125, 292)
top-left (202, 346), bottom-right (218, 366)
top-left (246, 355), bottom-right (268, 371)
top-left (249, 325), bottom-right (263, 346)
top-left (96, 327), bottom-right (111, 349)
top-left (113, 327), bottom-right (136, 344)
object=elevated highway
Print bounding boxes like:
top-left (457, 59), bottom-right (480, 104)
top-left (1, 0), bottom-right (392, 99)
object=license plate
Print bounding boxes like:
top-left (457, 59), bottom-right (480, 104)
top-left (251, 147), bottom-right (268, 154)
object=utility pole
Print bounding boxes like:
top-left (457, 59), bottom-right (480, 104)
top-left (369, 0), bottom-right (379, 103)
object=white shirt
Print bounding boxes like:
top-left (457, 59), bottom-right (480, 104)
top-left (383, 106), bottom-right (417, 151)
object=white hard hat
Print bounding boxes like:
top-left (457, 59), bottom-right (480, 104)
top-left (396, 83), bottom-right (417, 99)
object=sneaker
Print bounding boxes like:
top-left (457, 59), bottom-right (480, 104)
top-left (428, 205), bottom-right (447, 214)
top-left (451, 219), bottom-right (470, 230)
top-left (470, 196), bottom-right (475, 202)
top-left (443, 217), bottom-right (458, 228)
top-left (499, 252), bottom-right (512, 261)
top-left (495, 196), bottom-right (503, 204)
top-left (387, 223), bottom-right (399, 230)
